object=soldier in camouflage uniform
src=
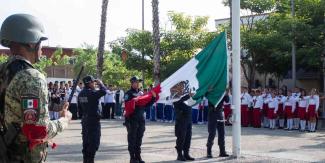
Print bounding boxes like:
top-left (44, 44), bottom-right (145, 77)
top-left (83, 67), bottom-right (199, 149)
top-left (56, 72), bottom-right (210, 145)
top-left (0, 14), bottom-right (72, 163)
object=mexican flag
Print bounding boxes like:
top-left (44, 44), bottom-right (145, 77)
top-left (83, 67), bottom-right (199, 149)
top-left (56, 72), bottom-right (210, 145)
top-left (158, 31), bottom-right (228, 106)
top-left (22, 99), bottom-right (39, 109)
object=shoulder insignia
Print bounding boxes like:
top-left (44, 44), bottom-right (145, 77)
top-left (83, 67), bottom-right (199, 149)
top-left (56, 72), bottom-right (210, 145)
top-left (21, 97), bottom-right (40, 124)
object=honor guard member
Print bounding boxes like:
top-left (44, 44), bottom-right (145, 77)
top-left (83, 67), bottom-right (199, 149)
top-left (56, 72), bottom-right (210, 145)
top-left (124, 76), bottom-right (156, 163)
top-left (173, 88), bottom-right (195, 161)
top-left (0, 14), bottom-right (72, 163)
top-left (78, 76), bottom-right (107, 163)
top-left (206, 91), bottom-right (230, 158)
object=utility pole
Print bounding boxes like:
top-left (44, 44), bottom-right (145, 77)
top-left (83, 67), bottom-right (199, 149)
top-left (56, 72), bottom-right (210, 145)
top-left (291, 0), bottom-right (296, 88)
top-left (141, 0), bottom-right (145, 86)
top-left (232, 0), bottom-right (241, 158)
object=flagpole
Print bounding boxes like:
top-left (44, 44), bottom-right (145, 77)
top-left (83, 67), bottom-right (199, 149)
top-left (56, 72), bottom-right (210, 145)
top-left (232, 0), bottom-right (241, 158)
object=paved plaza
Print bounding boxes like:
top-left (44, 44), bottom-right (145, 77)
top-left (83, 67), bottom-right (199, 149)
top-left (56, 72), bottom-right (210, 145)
top-left (47, 120), bottom-right (325, 163)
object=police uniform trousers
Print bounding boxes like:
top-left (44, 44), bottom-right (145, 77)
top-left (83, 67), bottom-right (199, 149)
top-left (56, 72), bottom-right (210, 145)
top-left (175, 114), bottom-right (192, 153)
top-left (82, 116), bottom-right (101, 160)
top-left (206, 108), bottom-right (225, 149)
top-left (125, 116), bottom-right (145, 156)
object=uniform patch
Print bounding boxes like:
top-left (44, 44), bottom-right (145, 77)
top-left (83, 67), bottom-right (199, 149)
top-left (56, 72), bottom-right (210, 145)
top-left (21, 97), bottom-right (40, 124)
top-left (22, 98), bottom-right (39, 110)
top-left (24, 109), bottom-right (38, 124)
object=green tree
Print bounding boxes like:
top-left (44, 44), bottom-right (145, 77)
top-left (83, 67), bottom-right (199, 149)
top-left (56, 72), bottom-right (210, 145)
top-left (109, 12), bottom-right (219, 82)
top-left (73, 46), bottom-right (142, 90)
top-left (51, 48), bottom-right (70, 65)
top-left (0, 55), bottom-right (8, 64)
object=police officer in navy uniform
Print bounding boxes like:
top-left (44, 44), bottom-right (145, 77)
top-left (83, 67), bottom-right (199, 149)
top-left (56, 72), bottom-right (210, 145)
top-left (173, 91), bottom-right (195, 161)
top-left (124, 76), bottom-right (156, 163)
top-left (206, 90), bottom-right (230, 158)
top-left (78, 75), bottom-right (107, 163)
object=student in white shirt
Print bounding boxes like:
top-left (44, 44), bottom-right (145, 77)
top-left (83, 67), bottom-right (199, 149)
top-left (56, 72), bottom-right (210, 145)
top-left (68, 86), bottom-right (79, 120)
top-left (307, 89), bottom-right (320, 132)
top-left (297, 90), bottom-right (308, 131)
top-left (262, 90), bottom-right (271, 128)
top-left (252, 89), bottom-right (263, 128)
top-left (266, 91), bottom-right (278, 129)
top-left (293, 88), bottom-right (301, 130)
top-left (284, 91), bottom-right (297, 130)
top-left (241, 87), bottom-right (252, 127)
top-left (104, 85), bottom-right (116, 119)
top-left (277, 89), bottom-right (287, 129)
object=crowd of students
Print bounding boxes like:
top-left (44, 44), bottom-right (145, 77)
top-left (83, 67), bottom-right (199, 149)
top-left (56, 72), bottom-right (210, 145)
top-left (48, 81), bottom-right (125, 120)
top-left (145, 87), bottom-right (321, 132)
top-left (47, 81), bottom-right (321, 132)
top-left (236, 87), bottom-right (320, 132)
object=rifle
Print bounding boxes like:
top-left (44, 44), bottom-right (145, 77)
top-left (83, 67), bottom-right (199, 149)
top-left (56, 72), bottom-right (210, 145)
top-left (68, 66), bottom-right (84, 104)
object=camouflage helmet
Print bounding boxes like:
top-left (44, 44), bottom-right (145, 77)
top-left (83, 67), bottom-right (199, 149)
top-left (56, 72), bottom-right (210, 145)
top-left (0, 14), bottom-right (48, 47)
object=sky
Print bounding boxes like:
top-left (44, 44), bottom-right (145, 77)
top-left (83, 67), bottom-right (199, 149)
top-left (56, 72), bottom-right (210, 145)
top-left (0, 0), bottom-right (230, 49)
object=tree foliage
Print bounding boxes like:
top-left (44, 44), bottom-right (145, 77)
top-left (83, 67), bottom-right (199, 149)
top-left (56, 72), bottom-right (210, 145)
top-left (0, 55), bottom-right (8, 64)
top-left (73, 46), bottom-right (141, 89)
top-left (109, 12), bottom-right (219, 82)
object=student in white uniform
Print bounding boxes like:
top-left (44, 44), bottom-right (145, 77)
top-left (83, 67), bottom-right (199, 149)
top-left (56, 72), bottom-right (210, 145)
top-left (293, 88), bottom-right (301, 130)
top-left (262, 90), bottom-right (271, 128)
top-left (297, 90), bottom-right (308, 131)
top-left (241, 87), bottom-right (252, 127)
top-left (266, 91), bottom-right (278, 129)
top-left (252, 89), bottom-right (263, 128)
top-left (307, 89), bottom-right (320, 132)
top-left (277, 89), bottom-right (287, 129)
top-left (284, 91), bottom-right (297, 130)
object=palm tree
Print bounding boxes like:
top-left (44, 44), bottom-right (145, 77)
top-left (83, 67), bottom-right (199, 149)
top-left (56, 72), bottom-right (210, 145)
top-left (97, 0), bottom-right (109, 79)
top-left (152, 0), bottom-right (160, 85)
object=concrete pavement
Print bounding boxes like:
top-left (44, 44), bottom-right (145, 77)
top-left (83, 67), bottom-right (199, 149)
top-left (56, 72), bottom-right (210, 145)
top-left (47, 120), bottom-right (325, 163)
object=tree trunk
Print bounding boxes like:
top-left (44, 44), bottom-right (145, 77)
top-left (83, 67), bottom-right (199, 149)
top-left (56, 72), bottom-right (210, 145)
top-left (97, 0), bottom-right (109, 79)
top-left (152, 0), bottom-right (161, 85)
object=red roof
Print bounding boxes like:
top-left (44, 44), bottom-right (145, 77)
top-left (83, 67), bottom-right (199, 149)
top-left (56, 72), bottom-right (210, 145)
top-left (0, 46), bottom-right (75, 58)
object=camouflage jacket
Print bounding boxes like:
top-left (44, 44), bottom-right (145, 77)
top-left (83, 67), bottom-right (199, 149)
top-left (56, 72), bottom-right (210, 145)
top-left (0, 55), bottom-right (69, 163)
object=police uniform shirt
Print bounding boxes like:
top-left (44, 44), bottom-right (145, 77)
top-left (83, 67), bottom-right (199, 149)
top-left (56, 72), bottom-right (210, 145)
top-left (124, 87), bottom-right (155, 119)
top-left (78, 85), bottom-right (107, 118)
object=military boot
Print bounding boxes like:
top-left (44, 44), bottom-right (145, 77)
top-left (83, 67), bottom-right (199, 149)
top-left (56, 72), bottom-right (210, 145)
top-left (130, 154), bottom-right (139, 163)
top-left (219, 145), bottom-right (229, 157)
top-left (207, 147), bottom-right (213, 158)
top-left (183, 151), bottom-right (195, 161)
top-left (135, 153), bottom-right (145, 163)
top-left (176, 149), bottom-right (186, 161)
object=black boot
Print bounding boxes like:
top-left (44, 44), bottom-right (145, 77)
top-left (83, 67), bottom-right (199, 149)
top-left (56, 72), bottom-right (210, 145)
top-left (87, 157), bottom-right (94, 163)
top-left (130, 154), bottom-right (139, 163)
top-left (83, 157), bottom-right (94, 163)
top-left (176, 150), bottom-right (186, 161)
top-left (135, 153), bottom-right (145, 163)
top-left (207, 147), bottom-right (213, 158)
top-left (184, 151), bottom-right (195, 161)
top-left (219, 145), bottom-right (229, 157)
